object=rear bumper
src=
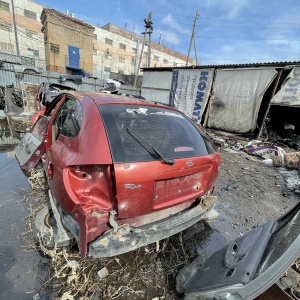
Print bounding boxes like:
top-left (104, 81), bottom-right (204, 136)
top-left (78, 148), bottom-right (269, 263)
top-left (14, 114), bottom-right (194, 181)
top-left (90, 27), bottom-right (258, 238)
top-left (89, 202), bottom-right (216, 258)
top-left (178, 202), bottom-right (300, 300)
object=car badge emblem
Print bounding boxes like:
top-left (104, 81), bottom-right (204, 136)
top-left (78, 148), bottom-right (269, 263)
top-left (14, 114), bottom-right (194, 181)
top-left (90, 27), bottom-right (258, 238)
top-left (186, 160), bottom-right (194, 167)
top-left (124, 184), bottom-right (142, 189)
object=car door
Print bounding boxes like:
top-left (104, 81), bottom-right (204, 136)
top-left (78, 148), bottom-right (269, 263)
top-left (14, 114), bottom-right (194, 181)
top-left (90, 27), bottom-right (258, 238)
top-left (15, 115), bottom-right (49, 171)
top-left (45, 96), bottom-right (83, 212)
top-left (177, 202), bottom-right (300, 300)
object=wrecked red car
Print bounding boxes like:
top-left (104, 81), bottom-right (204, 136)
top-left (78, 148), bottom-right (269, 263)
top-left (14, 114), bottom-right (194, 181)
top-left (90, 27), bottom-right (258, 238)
top-left (15, 92), bottom-right (221, 257)
top-left (32, 82), bottom-right (76, 124)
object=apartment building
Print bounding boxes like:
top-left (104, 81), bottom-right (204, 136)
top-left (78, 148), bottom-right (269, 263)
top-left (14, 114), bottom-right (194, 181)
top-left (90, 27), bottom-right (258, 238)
top-left (0, 0), bottom-right (193, 77)
top-left (0, 0), bottom-right (45, 68)
top-left (93, 24), bottom-right (193, 78)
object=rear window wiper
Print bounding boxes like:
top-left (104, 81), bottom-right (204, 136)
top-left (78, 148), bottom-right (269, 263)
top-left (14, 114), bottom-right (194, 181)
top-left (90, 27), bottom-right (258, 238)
top-left (126, 127), bottom-right (175, 165)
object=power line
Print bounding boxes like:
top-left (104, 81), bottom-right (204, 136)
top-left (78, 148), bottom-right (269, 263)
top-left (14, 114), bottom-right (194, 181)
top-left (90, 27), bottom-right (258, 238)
top-left (195, 35), bottom-right (300, 41)
top-left (155, 19), bottom-right (300, 31)
top-left (199, 17), bottom-right (300, 26)
top-left (201, 57), bottom-right (300, 61)
top-left (153, 12), bottom-right (300, 26)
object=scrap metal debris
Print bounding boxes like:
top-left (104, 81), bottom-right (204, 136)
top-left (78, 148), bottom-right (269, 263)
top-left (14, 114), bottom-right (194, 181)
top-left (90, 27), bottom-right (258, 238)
top-left (278, 257), bottom-right (300, 299)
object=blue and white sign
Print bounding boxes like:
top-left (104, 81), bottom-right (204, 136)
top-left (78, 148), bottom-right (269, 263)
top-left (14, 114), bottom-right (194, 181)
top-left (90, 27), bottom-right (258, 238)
top-left (170, 69), bottom-right (214, 123)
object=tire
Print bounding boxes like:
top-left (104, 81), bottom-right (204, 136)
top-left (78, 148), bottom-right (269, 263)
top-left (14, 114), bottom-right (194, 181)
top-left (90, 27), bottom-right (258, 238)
top-left (33, 205), bottom-right (55, 248)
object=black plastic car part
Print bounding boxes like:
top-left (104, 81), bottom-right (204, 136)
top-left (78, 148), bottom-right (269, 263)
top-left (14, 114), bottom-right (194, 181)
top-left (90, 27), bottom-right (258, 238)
top-left (178, 202), bottom-right (300, 300)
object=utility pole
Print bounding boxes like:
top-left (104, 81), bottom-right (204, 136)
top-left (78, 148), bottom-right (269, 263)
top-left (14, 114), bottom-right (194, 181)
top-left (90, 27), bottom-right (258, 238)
top-left (193, 34), bottom-right (198, 65)
top-left (134, 12), bottom-right (153, 87)
top-left (186, 10), bottom-right (199, 66)
top-left (11, 0), bottom-right (20, 56)
top-left (134, 40), bottom-right (139, 76)
top-left (147, 12), bottom-right (153, 68)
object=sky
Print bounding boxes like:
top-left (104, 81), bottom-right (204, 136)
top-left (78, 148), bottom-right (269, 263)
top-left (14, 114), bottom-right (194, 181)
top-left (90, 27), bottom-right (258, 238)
top-left (36, 0), bottom-right (300, 65)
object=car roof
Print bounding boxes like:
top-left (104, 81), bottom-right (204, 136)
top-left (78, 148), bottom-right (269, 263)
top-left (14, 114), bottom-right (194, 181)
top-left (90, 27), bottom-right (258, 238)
top-left (65, 91), bottom-right (173, 109)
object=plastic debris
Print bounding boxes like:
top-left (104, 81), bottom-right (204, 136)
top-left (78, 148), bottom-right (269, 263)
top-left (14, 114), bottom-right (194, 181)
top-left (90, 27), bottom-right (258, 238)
top-left (242, 141), bottom-right (286, 167)
top-left (97, 267), bottom-right (109, 279)
top-left (32, 293), bottom-right (40, 300)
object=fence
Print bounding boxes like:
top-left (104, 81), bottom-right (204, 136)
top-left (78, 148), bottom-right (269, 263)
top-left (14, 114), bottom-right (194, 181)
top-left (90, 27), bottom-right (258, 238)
top-left (0, 62), bottom-right (104, 91)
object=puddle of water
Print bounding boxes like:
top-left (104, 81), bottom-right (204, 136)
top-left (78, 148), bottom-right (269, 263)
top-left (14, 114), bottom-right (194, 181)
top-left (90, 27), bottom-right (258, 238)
top-left (0, 147), bottom-right (47, 299)
top-left (183, 222), bottom-right (228, 257)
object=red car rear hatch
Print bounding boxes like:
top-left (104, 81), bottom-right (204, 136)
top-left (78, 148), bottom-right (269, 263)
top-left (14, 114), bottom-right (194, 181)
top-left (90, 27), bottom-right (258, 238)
top-left (98, 104), bottom-right (220, 220)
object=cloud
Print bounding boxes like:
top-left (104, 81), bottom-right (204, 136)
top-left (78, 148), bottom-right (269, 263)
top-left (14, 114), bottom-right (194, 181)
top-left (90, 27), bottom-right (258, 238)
top-left (155, 29), bottom-right (181, 45)
top-left (198, 36), bottom-right (300, 65)
top-left (201, 0), bottom-right (250, 19)
top-left (161, 14), bottom-right (190, 36)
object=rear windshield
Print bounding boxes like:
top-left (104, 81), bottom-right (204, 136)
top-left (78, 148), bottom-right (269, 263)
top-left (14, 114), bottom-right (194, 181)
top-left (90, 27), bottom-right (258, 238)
top-left (99, 104), bottom-right (210, 163)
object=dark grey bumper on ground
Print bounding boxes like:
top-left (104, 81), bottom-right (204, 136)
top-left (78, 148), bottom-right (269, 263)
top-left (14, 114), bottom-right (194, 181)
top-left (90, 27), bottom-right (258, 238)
top-left (177, 202), bottom-right (300, 300)
top-left (89, 202), bottom-right (216, 258)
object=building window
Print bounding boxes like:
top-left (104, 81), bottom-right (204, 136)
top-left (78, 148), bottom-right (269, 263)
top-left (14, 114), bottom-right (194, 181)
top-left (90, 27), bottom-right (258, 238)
top-left (163, 59), bottom-right (168, 64)
top-left (24, 9), bottom-right (37, 20)
top-left (142, 63), bottom-right (147, 67)
top-left (93, 49), bottom-right (97, 55)
top-left (119, 56), bottom-right (125, 63)
top-left (26, 29), bottom-right (38, 39)
top-left (0, 22), bottom-right (11, 31)
top-left (132, 47), bottom-right (137, 53)
top-left (28, 48), bottom-right (39, 57)
top-left (0, 1), bottom-right (9, 12)
top-left (118, 70), bottom-right (124, 75)
top-left (131, 57), bottom-right (135, 66)
top-left (50, 43), bottom-right (59, 53)
top-left (104, 67), bottom-right (111, 72)
top-left (21, 56), bottom-right (35, 66)
top-left (0, 42), bottom-right (14, 52)
top-left (173, 62), bottom-right (177, 67)
top-left (105, 38), bottom-right (113, 45)
top-left (119, 43), bottom-right (126, 50)
top-left (154, 55), bottom-right (159, 61)
top-left (93, 34), bottom-right (97, 40)
top-left (144, 51), bottom-right (148, 57)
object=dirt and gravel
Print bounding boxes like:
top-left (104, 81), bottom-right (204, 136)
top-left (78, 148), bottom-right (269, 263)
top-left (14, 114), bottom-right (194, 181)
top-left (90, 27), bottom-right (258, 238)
top-left (1, 144), bottom-right (299, 300)
top-left (213, 148), bottom-right (299, 240)
top-left (22, 147), bottom-right (299, 300)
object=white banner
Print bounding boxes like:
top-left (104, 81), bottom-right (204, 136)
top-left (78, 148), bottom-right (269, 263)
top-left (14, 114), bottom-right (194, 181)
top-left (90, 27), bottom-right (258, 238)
top-left (271, 67), bottom-right (300, 106)
top-left (207, 68), bottom-right (277, 133)
top-left (169, 69), bottom-right (214, 123)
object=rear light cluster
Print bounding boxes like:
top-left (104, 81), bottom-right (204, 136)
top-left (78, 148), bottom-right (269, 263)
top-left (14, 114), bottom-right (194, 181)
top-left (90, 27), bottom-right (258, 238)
top-left (65, 165), bottom-right (115, 213)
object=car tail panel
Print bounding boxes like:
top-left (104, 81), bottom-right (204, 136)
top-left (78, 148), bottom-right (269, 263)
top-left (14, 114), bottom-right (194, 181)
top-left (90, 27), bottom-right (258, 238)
top-left (154, 164), bottom-right (212, 209)
top-left (114, 154), bottom-right (220, 219)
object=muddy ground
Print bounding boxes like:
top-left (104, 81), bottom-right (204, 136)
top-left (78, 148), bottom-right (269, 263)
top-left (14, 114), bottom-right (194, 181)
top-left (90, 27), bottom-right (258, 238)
top-left (0, 145), bottom-right (299, 300)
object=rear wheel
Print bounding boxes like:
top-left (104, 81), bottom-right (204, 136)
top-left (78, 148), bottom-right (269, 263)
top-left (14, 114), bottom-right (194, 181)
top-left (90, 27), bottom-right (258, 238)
top-left (34, 205), bottom-right (55, 248)
top-left (34, 204), bottom-right (75, 249)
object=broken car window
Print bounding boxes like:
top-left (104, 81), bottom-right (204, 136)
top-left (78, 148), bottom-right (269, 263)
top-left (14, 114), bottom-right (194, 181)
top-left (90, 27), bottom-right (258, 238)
top-left (53, 98), bottom-right (82, 138)
top-left (31, 115), bottom-right (49, 141)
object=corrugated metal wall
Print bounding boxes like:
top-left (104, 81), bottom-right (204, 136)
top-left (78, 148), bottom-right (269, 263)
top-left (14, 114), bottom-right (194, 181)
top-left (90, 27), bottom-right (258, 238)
top-left (141, 71), bottom-right (173, 104)
top-left (0, 62), bottom-right (103, 91)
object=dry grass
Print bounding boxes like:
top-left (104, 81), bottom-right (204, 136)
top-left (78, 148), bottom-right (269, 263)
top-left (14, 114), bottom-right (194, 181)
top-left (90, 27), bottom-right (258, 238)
top-left (33, 233), bottom-right (193, 299)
